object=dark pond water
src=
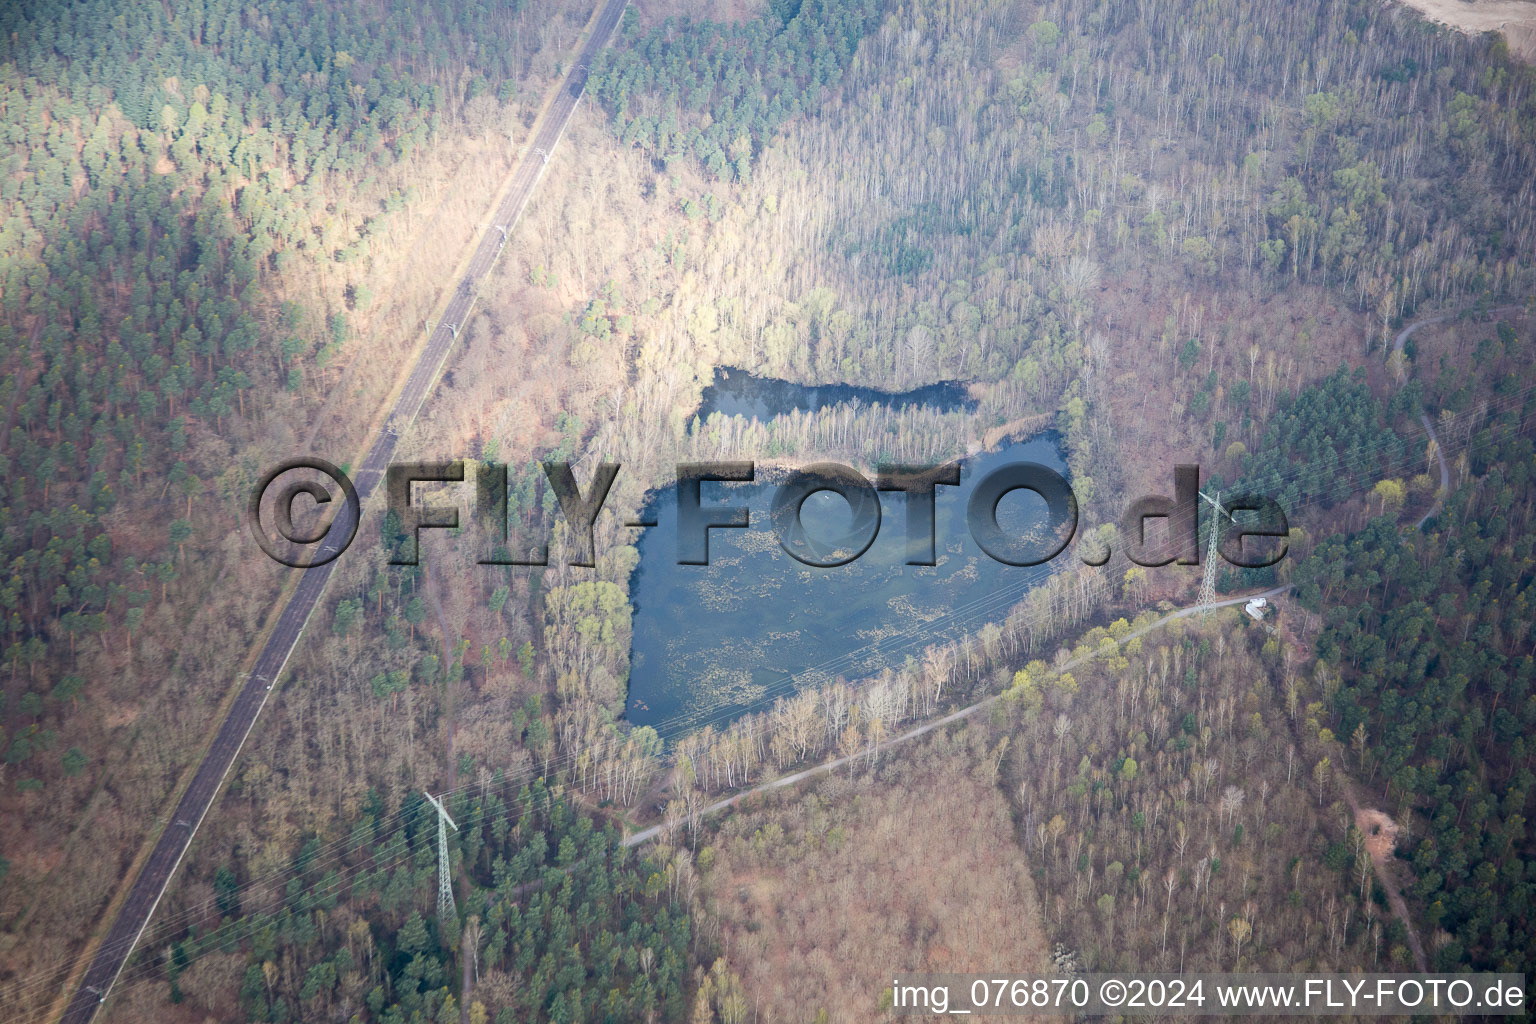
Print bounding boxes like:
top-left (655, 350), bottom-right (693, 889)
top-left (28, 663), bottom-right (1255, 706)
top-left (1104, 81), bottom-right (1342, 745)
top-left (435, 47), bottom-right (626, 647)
top-left (696, 367), bottom-right (977, 420)
top-left (627, 373), bottom-right (1066, 735)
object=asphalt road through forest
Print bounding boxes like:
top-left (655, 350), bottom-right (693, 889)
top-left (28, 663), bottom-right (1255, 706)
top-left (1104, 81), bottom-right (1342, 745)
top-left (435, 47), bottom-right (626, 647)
top-left (55, 2), bottom-right (629, 1020)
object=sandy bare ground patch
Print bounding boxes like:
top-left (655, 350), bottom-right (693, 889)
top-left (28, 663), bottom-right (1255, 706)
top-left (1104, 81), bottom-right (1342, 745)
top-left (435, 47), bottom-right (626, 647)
top-left (1394, 0), bottom-right (1536, 60)
top-left (1357, 807), bottom-right (1401, 864)
top-left (1342, 783), bottom-right (1428, 970)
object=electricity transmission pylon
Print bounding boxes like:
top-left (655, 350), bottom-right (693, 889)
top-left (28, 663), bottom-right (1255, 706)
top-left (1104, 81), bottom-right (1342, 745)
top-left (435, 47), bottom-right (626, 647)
top-left (423, 791), bottom-right (458, 922)
top-left (1197, 490), bottom-right (1234, 620)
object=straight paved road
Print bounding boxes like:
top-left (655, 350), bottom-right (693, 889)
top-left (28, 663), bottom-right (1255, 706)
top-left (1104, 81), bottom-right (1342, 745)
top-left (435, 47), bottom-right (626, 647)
top-left (56, 3), bottom-right (629, 1021)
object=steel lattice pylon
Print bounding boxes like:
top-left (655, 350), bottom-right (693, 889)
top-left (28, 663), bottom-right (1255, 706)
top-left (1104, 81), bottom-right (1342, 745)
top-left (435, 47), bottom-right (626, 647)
top-left (424, 792), bottom-right (458, 923)
top-left (1198, 490), bottom-right (1233, 620)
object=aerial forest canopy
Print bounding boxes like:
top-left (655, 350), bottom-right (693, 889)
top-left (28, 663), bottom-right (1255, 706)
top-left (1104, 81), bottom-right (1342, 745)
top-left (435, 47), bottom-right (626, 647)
top-left (592, 0), bottom-right (1534, 345)
top-left (0, 0), bottom-right (591, 993)
top-left (589, 0), bottom-right (885, 180)
top-left (1293, 403), bottom-right (1536, 972)
top-left (0, 0), bottom-right (1533, 1019)
top-left (209, 782), bottom-right (694, 1024)
top-left (0, 0), bottom-right (543, 804)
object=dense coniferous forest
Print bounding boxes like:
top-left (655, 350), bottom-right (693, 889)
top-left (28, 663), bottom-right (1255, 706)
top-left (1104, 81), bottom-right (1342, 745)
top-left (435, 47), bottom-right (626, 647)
top-left (189, 782), bottom-right (694, 1024)
top-left (1292, 398), bottom-right (1536, 973)
top-left (590, 0), bottom-right (884, 180)
top-left (1223, 367), bottom-right (1420, 513)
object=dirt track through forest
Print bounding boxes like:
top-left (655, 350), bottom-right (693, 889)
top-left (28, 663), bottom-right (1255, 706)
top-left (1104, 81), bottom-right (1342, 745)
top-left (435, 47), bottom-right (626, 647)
top-left (622, 585), bottom-right (1293, 848)
top-left (1340, 784), bottom-right (1429, 970)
